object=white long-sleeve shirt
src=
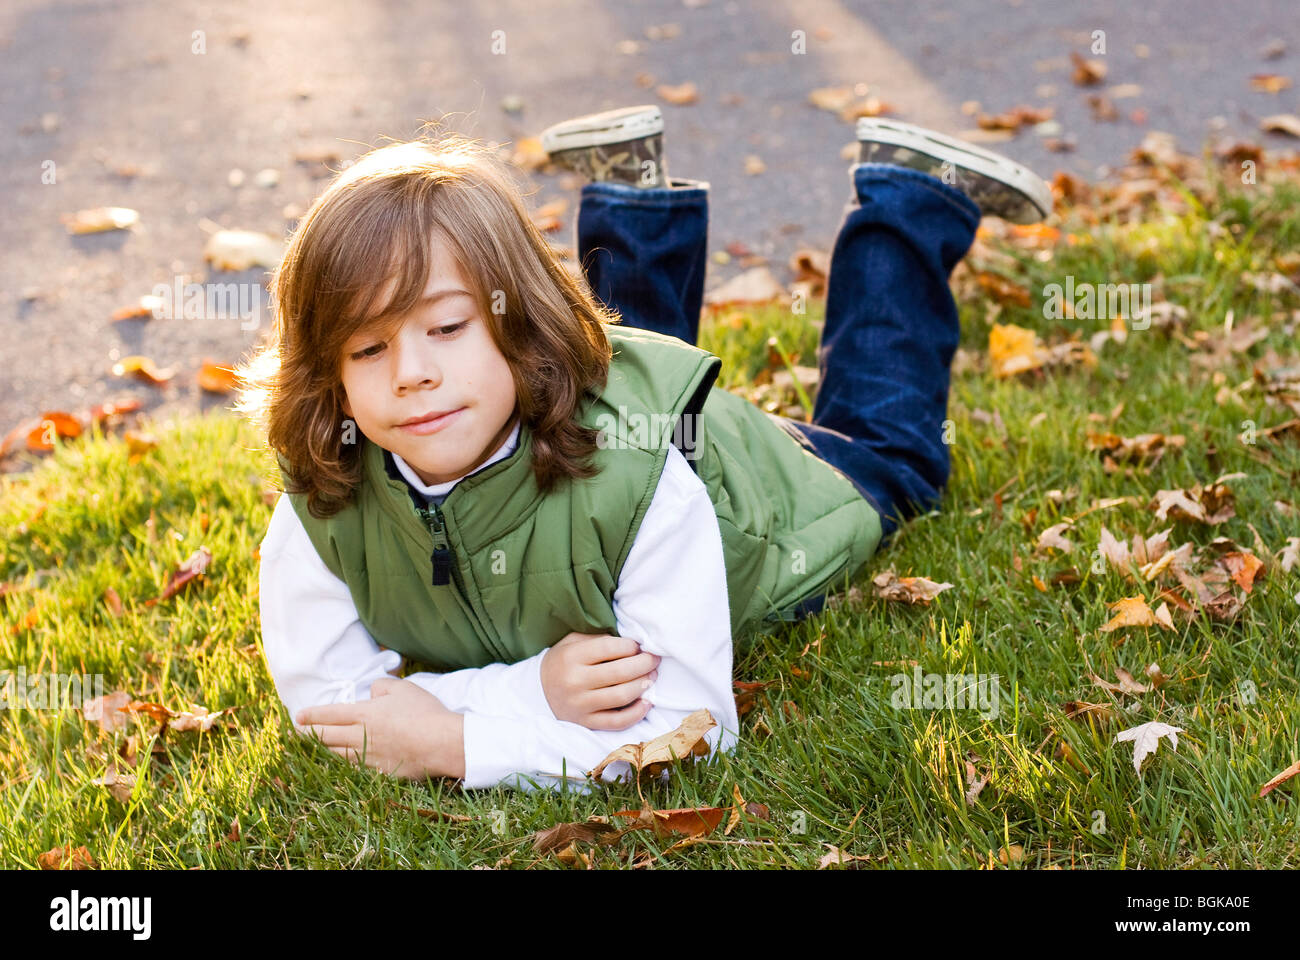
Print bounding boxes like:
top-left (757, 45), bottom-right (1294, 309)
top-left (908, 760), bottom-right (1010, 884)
top-left (257, 422), bottom-right (740, 791)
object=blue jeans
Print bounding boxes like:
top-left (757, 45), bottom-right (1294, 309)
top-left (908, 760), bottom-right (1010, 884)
top-left (577, 164), bottom-right (980, 615)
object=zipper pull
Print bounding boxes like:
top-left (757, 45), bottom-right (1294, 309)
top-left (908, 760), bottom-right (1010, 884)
top-left (419, 503), bottom-right (453, 587)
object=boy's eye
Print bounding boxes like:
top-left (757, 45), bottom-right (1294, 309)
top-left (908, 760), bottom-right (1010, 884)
top-left (433, 320), bottom-right (469, 338)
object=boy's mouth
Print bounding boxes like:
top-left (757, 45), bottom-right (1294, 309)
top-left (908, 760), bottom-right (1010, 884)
top-left (396, 407), bottom-right (465, 435)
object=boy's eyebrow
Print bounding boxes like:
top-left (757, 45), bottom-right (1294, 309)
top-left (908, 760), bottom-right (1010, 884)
top-left (355, 289), bottom-right (476, 335)
top-left (417, 288), bottom-right (475, 306)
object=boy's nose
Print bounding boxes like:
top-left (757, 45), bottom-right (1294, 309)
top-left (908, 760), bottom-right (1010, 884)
top-left (393, 341), bottom-right (444, 392)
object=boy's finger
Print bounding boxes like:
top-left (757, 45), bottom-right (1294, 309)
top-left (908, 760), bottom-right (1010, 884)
top-left (296, 703), bottom-right (360, 726)
top-left (580, 634), bottom-right (640, 664)
top-left (590, 673), bottom-right (657, 712)
top-left (590, 652), bottom-right (659, 687)
top-left (301, 723), bottom-right (364, 749)
top-left (585, 698), bottom-right (653, 732)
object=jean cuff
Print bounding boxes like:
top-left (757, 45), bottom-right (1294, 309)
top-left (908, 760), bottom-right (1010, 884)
top-left (581, 176), bottom-right (710, 206)
top-left (849, 161), bottom-right (982, 227)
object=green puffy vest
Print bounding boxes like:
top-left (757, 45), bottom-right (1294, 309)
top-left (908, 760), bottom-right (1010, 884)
top-left (278, 325), bottom-right (881, 671)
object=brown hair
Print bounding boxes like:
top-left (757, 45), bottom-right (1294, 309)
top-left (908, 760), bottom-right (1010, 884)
top-left (234, 134), bottom-right (618, 519)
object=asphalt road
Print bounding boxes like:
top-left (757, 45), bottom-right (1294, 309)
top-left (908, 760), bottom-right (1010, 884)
top-left (1, 0), bottom-right (1296, 462)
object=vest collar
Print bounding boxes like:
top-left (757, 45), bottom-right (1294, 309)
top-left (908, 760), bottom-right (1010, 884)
top-left (365, 417), bottom-right (543, 550)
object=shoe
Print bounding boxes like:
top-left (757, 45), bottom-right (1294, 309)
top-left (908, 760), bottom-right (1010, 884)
top-left (855, 117), bottom-right (1052, 223)
top-left (540, 105), bottom-right (669, 188)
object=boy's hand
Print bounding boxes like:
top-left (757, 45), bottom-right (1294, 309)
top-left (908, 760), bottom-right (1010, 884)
top-left (295, 677), bottom-right (465, 781)
top-left (540, 632), bottom-right (661, 731)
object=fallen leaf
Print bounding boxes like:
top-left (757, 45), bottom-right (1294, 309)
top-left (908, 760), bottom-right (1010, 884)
top-left (37, 844), bottom-right (98, 870)
top-left (123, 430), bottom-right (158, 464)
top-left (62, 206), bottom-right (139, 234)
top-left (203, 229), bottom-right (284, 271)
top-left (588, 708), bottom-right (716, 780)
top-left (146, 546), bottom-right (214, 606)
top-left (111, 355), bottom-right (175, 385)
top-left (976, 272), bottom-right (1032, 307)
top-left (818, 843), bottom-right (880, 869)
top-left (1217, 551), bottom-right (1264, 592)
top-left (20, 412), bottom-right (83, 451)
top-left (1037, 521), bottom-right (1075, 553)
top-left (1261, 114), bottom-right (1300, 138)
top-left (102, 587), bottom-right (124, 618)
top-left (612, 805), bottom-right (728, 838)
top-left (90, 768), bottom-right (136, 802)
top-left (169, 705), bottom-right (236, 732)
top-left (1070, 52), bottom-right (1107, 86)
top-left (1280, 537), bottom-right (1300, 573)
top-left (1114, 721), bottom-right (1184, 775)
top-left (1250, 74), bottom-right (1293, 93)
top-left (1062, 700), bottom-right (1116, 723)
top-left (198, 361), bottom-right (237, 394)
top-left (82, 690), bottom-right (133, 734)
top-left (656, 82), bottom-right (699, 105)
top-left (703, 267), bottom-right (784, 306)
top-left (531, 819), bottom-right (621, 854)
top-left (1100, 596), bottom-right (1161, 632)
top-left (871, 569), bottom-right (954, 604)
top-left (1259, 759), bottom-right (1300, 798)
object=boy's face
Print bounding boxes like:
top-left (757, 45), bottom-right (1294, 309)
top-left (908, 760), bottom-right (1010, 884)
top-left (338, 243), bottom-right (519, 487)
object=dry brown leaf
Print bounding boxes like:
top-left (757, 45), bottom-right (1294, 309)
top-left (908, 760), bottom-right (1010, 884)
top-left (198, 361), bottom-right (237, 394)
top-left (203, 229), bottom-right (284, 271)
top-left (656, 82), bottom-right (699, 105)
top-left (169, 705), bottom-right (235, 732)
top-left (1261, 114), bottom-right (1300, 138)
top-left (123, 430), bottom-right (158, 463)
top-left (1037, 522), bottom-right (1075, 554)
top-left (1070, 52), bottom-right (1107, 85)
top-left (1259, 759), bottom-right (1300, 798)
top-left (1280, 537), bottom-right (1300, 573)
top-left (871, 569), bottom-right (954, 604)
top-left (1100, 596), bottom-right (1161, 632)
top-left (146, 546), bottom-right (214, 606)
top-left (531, 819), bottom-right (621, 854)
top-left (703, 267), bottom-right (784, 306)
top-left (38, 844), bottom-right (98, 870)
top-left (1062, 700), bottom-right (1117, 723)
top-left (102, 586), bottom-right (124, 618)
top-left (15, 411), bottom-right (84, 452)
top-left (90, 768), bottom-right (136, 802)
top-left (111, 355), bottom-right (175, 385)
top-left (808, 86), bottom-right (856, 112)
top-left (62, 206), bottom-right (139, 234)
top-left (82, 690), bottom-right (134, 734)
top-left (588, 708), bottom-right (716, 780)
top-left (818, 843), bottom-right (880, 868)
top-left (976, 272), bottom-right (1032, 307)
top-left (1217, 551), bottom-right (1264, 592)
top-left (1251, 74), bottom-right (1293, 93)
top-left (612, 805), bottom-right (728, 838)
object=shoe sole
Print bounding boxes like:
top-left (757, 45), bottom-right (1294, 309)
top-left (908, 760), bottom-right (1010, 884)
top-left (540, 105), bottom-right (663, 154)
top-left (855, 117), bottom-right (1053, 219)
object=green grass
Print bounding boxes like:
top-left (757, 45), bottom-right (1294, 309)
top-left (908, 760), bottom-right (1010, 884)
top-left (3, 172), bottom-right (1300, 869)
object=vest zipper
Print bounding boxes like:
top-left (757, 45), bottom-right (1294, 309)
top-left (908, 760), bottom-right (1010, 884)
top-left (418, 502), bottom-right (453, 586)
top-left (415, 499), bottom-right (510, 663)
